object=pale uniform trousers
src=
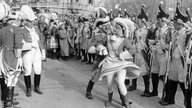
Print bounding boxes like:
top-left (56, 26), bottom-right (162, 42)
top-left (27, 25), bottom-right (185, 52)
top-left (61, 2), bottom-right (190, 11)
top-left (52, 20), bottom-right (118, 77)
top-left (151, 43), bottom-right (167, 76)
top-left (22, 27), bottom-right (42, 76)
top-left (0, 49), bottom-right (22, 86)
top-left (151, 25), bottom-right (169, 75)
top-left (22, 47), bottom-right (42, 76)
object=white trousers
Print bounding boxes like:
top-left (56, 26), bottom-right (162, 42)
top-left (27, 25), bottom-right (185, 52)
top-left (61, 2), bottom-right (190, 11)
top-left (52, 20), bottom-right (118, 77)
top-left (22, 47), bottom-right (42, 76)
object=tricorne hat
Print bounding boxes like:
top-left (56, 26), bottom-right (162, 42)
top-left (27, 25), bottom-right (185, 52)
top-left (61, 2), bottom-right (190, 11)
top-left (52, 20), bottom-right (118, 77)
top-left (20, 5), bottom-right (36, 21)
top-left (156, 1), bottom-right (169, 19)
top-left (174, 2), bottom-right (188, 24)
top-left (113, 17), bottom-right (135, 38)
top-left (137, 4), bottom-right (148, 22)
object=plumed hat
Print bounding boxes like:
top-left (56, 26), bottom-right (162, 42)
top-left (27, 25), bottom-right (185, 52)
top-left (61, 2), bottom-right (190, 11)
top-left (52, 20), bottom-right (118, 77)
top-left (95, 7), bottom-right (108, 19)
top-left (0, 2), bottom-right (10, 20)
top-left (137, 4), bottom-right (148, 21)
top-left (94, 7), bottom-right (109, 27)
top-left (156, 1), bottom-right (169, 19)
top-left (113, 18), bottom-right (135, 38)
top-left (186, 8), bottom-right (191, 22)
top-left (20, 5), bottom-right (36, 21)
top-left (174, 2), bottom-right (188, 24)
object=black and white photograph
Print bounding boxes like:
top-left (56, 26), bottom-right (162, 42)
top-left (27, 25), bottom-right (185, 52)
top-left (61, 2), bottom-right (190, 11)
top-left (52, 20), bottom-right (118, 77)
top-left (0, 0), bottom-right (192, 108)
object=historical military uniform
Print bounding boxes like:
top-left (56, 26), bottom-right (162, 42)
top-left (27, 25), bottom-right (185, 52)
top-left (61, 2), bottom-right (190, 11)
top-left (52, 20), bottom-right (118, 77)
top-left (149, 1), bottom-right (172, 97)
top-left (0, 5), bottom-right (23, 107)
top-left (20, 5), bottom-right (45, 97)
top-left (128, 6), bottom-right (151, 97)
top-left (160, 3), bottom-right (190, 106)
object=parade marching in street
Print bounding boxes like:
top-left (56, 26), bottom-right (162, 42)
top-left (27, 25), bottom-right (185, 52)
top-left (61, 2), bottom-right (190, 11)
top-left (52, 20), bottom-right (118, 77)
top-left (0, 0), bottom-right (192, 108)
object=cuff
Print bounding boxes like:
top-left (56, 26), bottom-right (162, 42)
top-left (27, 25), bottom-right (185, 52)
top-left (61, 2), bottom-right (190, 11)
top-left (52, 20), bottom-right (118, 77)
top-left (14, 49), bottom-right (22, 58)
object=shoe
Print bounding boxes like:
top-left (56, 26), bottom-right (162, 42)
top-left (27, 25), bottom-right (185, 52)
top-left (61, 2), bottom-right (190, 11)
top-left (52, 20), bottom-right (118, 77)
top-left (34, 87), bottom-right (43, 94)
top-left (159, 101), bottom-right (175, 106)
top-left (141, 91), bottom-right (151, 97)
top-left (86, 92), bottom-right (93, 100)
top-left (26, 89), bottom-right (32, 97)
top-left (81, 59), bottom-right (87, 62)
top-left (127, 86), bottom-right (136, 91)
top-left (148, 92), bottom-right (158, 97)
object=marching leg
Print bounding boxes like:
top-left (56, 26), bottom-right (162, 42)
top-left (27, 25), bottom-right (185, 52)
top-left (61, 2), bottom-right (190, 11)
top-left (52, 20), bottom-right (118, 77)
top-left (24, 76), bottom-right (32, 97)
top-left (149, 73), bottom-right (159, 97)
top-left (1, 78), bottom-right (6, 101)
top-left (141, 75), bottom-right (150, 97)
top-left (34, 74), bottom-right (43, 94)
top-left (105, 92), bottom-right (113, 107)
top-left (85, 80), bottom-right (95, 100)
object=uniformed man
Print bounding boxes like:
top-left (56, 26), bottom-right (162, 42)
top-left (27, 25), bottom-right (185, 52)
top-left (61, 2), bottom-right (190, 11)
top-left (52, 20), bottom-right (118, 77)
top-left (86, 7), bottom-right (109, 99)
top-left (128, 5), bottom-right (151, 97)
top-left (159, 2), bottom-right (190, 106)
top-left (20, 5), bottom-right (45, 97)
top-left (149, 1), bottom-right (172, 97)
top-left (0, 2), bottom-right (23, 107)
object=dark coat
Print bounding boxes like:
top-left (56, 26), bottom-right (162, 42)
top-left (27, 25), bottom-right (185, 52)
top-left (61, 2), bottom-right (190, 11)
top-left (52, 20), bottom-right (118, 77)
top-left (0, 25), bottom-right (23, 69)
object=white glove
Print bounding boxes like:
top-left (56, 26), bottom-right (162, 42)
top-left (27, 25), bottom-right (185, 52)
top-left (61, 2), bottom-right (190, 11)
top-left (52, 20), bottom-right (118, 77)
top-left (119, 53), bottom-right (125, 61)
top-left (41, 49), bottom-right (46, 60)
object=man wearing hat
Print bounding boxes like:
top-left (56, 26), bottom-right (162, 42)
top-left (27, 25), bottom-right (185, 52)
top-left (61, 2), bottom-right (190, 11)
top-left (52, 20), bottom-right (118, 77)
top-left (159, 2), bottom-right (191, 106)
top-left (0, 2), bottom-right (23, 107)
top-left (20, 5), bottom-right (45, 97)
top-left (149, 1), bottom-right (172, 97)
top-left (128, 5), bottom-right (151, 97)
top-left (85, 7), bottom-right (109, 100)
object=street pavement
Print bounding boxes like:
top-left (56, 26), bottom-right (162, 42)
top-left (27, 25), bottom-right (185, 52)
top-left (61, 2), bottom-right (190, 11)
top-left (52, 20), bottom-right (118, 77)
top-left (0, 58), bottom-right (186, 108)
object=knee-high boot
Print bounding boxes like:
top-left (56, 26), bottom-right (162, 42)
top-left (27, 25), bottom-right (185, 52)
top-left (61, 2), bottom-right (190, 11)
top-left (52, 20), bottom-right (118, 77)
top-left (86, 80), bottom-right (95, 99)
top-left (24, 76), bottom-right (32, 97)
top-left (34, 74), bottom-right (43, 94)
top-left (121, 94), bottom-right (131, 108)
top-left (105, 92), bottom-right (113, 107)
top-left (161, 80), bottom-right (177, 106)
top-left (1, 78), bottom-right (6, 101)
top-left (141, 75), bottom-right (150, 97)
top-left (127, 79), bottom-right (137, 91)
top-left (179, 82), bottom-right (190, 107)
top-left (117, 88), bottom-right (132, 106)
top-left (149, 73), bottom-right (159, 97)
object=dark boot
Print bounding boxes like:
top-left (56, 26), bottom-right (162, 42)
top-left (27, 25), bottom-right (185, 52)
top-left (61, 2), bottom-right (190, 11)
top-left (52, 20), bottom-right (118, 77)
top-left (141, 75), bottom-right (150, 97)
top-left (11, 87), bottom-right (19, 105)
top-left (24, 76), bottom-right (32, 97)
top-left (1, 78), bottom-right (6, 101)
top-left (86, 80), bottom-right (95, 100)
top-left (160, 80), bottom-right (177, 106)
top-left (159, 79), bottom-right (170, 104)
top-left (105, 92), bottom-right (113, 107)
top-left (118, 88), bottom-right (132, 106)
top-left (127, 79), bottom-right (137, 91)
top-left (4, 86), bottom-right (19, 107)
top-left (121, 94), bottom-right (131, 108)
top-left (124, 79), bottom-right (130, 86)
top-left (34, 74), bottom-right (43, 94)
top-left (149, 73), bottom-right (159, 97)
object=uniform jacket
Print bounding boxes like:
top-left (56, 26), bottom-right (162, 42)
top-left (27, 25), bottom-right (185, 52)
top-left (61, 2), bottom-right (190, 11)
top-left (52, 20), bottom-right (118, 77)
top-left (0, 25), bottom-right (23, 70)
top-left (155, 24), bottom-right (172, 54)
top-left (18, 26), bottom-right (44, 50)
